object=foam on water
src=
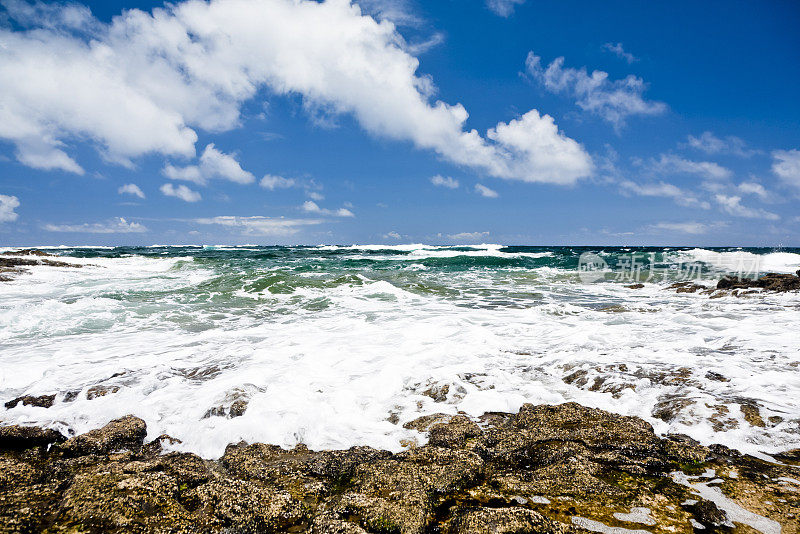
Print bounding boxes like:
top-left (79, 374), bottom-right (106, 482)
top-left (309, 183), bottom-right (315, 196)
top-left (1, 245), bottom-right (799, 459)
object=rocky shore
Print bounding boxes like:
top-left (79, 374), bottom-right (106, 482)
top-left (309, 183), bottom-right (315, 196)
top-left (664, 270), bottom-right (800, 297)
top-left (1, 403), bottom-right (797, 533)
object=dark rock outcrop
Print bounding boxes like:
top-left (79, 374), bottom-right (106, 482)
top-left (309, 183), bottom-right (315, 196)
top-left (717, 270), bottom-right (800, 292)
top-left (0, 404), bottom-right (796, 533)
top-left (4, 394), bottom-right (55, 409)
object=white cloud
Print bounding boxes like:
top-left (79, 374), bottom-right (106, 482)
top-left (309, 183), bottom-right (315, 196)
top-left (648, 222), bottom-right (713, 235)
top-left (485, 0), bottom-right (526, 17)
top-left (383, 231), bottom-right (401, 239)
top-left (307, 191), bottom-right (325, 201)
top-left (645, 154), bottom-right (731, 180)
top-left (118, 183), bottom-right (145, 199)
top-left (195, 215), bottom-right (322, 236)
top-left (260, 174), bottom-right (297, 190)
top-left (602, 42), bottom-right (637, 64)
top-left (430, 175), bottom-right (459, 189)
top-left (301, 200), bottom-right (355, 217)
top-left (715, 194), bottom-right (779, 220)
top-left (0, 0), bottom-right (591, 185)
top-left (525, 52), bottom-right (666, 129)
top-left (772, 149), bottom-right (800, 189)
top-left (475, 184), bottom-right (499, 198)
top-left (619, 180), bottom-right (710, 209)
top-left (448, 231), bottom-right (490, 240)
top-left (485, 110), bottom-right (593, 184)
top-left (686, 132), bottom-right (756, 157)
top-left (737, 181), bottom-right (769, 199)
top-left (163, 144), bottom-right (254, 186)
top-left (160, 183), bottom-right (201, 203)
top-left (42, 217), bottom-right (147, 233)
top-left (0, 194), bottom-right (20, 222)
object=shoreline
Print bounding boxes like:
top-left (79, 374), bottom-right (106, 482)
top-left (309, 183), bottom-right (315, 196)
top-left (1, 402), bottom-right (797, 533)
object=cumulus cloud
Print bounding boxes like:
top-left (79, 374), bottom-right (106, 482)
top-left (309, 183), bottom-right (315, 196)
top-left (42, 217), bottom-right (147, 233)
top-left (643, 154), bottom-right (731, 181)
top-left (163, 144), bottom-right (254, 186)
top-left (475, 184), bottom-right (499, 198)
top-left (430, 175), bottom-right (459, 189)
top-left (448, 231), bottom-right (490, 240)
top-left (772, 149), bottom-right (800, 189)
top-left (383, 231), bottom-right (401, 239)
top-left (485, 0), bottom-right (526, 17)
top-left (301, 200), bottom-right (355, 217)
top-left (118, 183), bottom-right (145, 199)
top-left (160, 183), bottom-right (201, 203)
top-left (195, 215), bottom-right (322, 236)
top-left (686, 132), bottom-right (757, 157)
top-left (0, 0), bottom-right (591, 185)
top-left (619, 180), bottom-right (710, 209)
top-left (0, 194), bottom-right (21, 222)
top-left (715, 194), bottom-right (779, 220)
top-left (260, 174), bottom-right (297, 190)
top-left (602, 42), bottom-right (637, 64)
top-left (525, 52), bottom-right (666, 129)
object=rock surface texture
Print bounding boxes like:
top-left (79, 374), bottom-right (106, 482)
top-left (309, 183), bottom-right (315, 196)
top-left (0, 403), bottom-right (797, 533)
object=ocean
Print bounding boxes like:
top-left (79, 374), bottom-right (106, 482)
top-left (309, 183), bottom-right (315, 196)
top-left (1, 244), bottom-right (799, 459)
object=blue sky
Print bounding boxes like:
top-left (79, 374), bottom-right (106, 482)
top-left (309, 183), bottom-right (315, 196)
top-left (0, 0), bottom-right (799, 246)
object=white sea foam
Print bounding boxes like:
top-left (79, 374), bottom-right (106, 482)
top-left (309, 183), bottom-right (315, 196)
top-left (673, 248), bottom-right (800, 274)
top-left (1, 247), bottom-right (799, 460)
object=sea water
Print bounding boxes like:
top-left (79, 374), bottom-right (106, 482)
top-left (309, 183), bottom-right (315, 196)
top-left (0, 245), bottom-right (798, 459)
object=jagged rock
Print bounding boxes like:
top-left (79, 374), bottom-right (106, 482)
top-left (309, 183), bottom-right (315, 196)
top-left (4, 394), bottom-right (55, 409)
top-left (427, 415), bottom-right (481, 448)
top-left (625, 283), bottom-right (645, 289)
top-left (0, 425), bottom-right (65, 450)
top-left (57, 415), bottom-right (147, 457)
top-left (86, 385), bottom-right (121, 399)
top-left (704, 371), bottom-right (729, 382)
top-left (717, 271), bottom-right (800, 292)
top-left (682, 499), bottom-right (729, 528)
top-left (739, 401), bottom-right (766, 427)
top-left (0, 403), bottom-right (795, 533)
top-left (447, 507), bottom-right (569, 534)
top-left (1, 249), bottom-right (52, 256)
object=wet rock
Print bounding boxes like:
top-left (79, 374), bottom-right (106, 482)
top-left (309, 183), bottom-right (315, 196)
top-left (668, 281), bottom-right (710, 294)
top-left (704, 371), bottom-right (729, 382)
top-left (402, 413), bottom-right (452, 432)
top-left (203, 389), bottom-right (252, 419)
top-left (0, 257), bottom-right (38, 268)
top-left (447, 507), bottom-right (569, 533)
top-left (427, 415), bottom-right (481, 448)
top-left (683, 499), bottom-right (729, 528)
top-left (0, 402), bottom-right (795, 533)
top-left (717, 271), bottom-right (800, 292)
top-left (1, 249), bottom-right (52, 256)
top-left (86, 384), bottom-right (121, 399)
top-left (651, 396), bottom-right (695, 423)
top-left (4, 394), bottom-right (55, 409)
top-left (625, 283), bottom-right (645, 289)
top-left (58, 415), bottom-right (147, 457)
top-left (311, 513), bottom-right (370, 533)
top-left (0, 425), bottom-right (65, 450)
top-left (739, 401), bottom-right (766, 427)
top-left (422, 383), bottom-right (450, 402)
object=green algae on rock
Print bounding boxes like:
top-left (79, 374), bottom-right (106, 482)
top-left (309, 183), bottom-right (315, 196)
top-left (0, 403), bottom-right (797, 533)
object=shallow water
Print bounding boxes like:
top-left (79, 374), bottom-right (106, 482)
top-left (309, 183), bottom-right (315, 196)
top-left (1, 244), bottom-right (798, 458)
